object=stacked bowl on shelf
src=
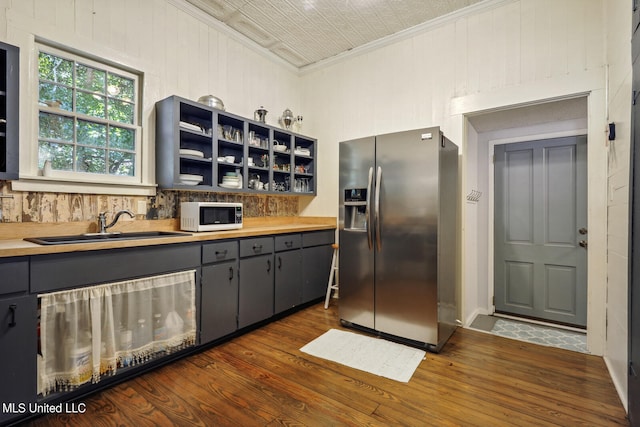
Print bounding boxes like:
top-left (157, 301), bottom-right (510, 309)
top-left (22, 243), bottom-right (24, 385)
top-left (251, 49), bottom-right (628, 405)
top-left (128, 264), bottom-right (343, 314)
top-left (220, 172), bottom-right (241, 189)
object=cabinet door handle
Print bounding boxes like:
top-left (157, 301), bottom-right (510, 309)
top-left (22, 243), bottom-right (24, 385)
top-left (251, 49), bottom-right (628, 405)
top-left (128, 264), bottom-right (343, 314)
top-left (278, 256), bottom-right (282, 269)
top-left (267, 259), bottom-right (271, 272)
top-left (215, 249), bottom-right (228, 257)
top-left (9, 304), bottom-right (16, 327)
top-left (253, 244), bottom-right (263, 252)
top-left (229, 266), bottom-right (234, 281)
top-left (285, 241), bottom-right (293, 248)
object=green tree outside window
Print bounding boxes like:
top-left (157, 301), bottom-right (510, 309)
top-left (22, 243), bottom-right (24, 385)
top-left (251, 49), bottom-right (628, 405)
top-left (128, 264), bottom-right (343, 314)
top-left (38, 50), bottom-right (138, 177)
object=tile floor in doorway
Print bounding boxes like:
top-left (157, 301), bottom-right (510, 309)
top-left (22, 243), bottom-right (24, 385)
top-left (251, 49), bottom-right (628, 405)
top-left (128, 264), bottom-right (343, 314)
top-left (469, 314), bottom-right (588, 353)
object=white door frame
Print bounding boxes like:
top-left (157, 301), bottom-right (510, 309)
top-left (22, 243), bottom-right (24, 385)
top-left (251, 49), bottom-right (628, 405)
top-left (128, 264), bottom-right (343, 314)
top-left (455, 87), bottom-right (607, 356)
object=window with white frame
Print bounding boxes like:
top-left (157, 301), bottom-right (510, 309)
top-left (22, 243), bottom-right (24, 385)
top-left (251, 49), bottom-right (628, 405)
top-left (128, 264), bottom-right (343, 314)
top-left (37, 45), bottom-right (140, 180)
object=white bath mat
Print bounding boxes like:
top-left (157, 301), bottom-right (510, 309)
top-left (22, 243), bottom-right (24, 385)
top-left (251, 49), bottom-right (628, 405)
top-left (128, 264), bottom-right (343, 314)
top-left (299, 329), bottom-right (425, 383)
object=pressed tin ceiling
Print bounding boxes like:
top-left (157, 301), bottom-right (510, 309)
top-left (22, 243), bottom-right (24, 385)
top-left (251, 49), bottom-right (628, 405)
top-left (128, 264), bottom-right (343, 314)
top-left (184, 0), bottom-right (485, 68)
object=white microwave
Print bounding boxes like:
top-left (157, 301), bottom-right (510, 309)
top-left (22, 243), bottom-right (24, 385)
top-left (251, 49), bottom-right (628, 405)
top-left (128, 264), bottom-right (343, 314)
top-left (180, 202), bottom-right (243, 232)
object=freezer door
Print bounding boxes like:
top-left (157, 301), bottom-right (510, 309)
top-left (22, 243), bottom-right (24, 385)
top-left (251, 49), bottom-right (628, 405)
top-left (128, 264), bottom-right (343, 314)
top-left (339, 137), bottom-right (375, 329)
top-left (374, 128), bottom-right (440, 344)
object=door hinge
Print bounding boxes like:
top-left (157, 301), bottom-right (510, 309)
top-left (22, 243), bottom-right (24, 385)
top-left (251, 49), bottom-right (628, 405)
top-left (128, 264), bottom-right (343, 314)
top-left (492, 296), bottom-right (495, 306)
top-left (631, 361), bottom-right (638, 378)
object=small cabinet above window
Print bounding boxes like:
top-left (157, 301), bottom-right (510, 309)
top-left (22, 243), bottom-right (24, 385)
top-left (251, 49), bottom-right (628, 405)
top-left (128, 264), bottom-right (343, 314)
top-left (155, 95), bottom-right (317, 195)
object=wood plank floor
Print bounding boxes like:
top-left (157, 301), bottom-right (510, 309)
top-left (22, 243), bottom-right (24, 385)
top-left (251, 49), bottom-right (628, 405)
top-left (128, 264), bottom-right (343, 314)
top-left (24, 303), bottom-right (628, 426)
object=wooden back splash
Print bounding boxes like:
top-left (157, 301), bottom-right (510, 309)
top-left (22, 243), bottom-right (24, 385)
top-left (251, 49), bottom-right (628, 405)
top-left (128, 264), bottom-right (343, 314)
top-left (0, 183), bottom-right (300, 223)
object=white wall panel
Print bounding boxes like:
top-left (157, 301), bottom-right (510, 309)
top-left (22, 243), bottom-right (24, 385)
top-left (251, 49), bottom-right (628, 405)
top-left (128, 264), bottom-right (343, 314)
top-left (33, 0), bottom-right (55, 29)
top-left (91, 1), bottom-right (111, 49)
top-left (74, 0), bottom-right (92, 41)
top-left (566, 0), bottom-right (588, 75)
top-left (604, 0), bottom-right (631, 409)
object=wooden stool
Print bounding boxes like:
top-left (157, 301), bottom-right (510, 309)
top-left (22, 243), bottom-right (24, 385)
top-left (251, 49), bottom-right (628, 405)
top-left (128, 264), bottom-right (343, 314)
top-left (324, 243), bottom-right (339, 309)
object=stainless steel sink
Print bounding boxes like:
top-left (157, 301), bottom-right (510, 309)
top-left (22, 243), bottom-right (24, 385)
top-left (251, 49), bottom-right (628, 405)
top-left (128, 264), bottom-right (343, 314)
top-left (24, 231), bottom-right (191, 245)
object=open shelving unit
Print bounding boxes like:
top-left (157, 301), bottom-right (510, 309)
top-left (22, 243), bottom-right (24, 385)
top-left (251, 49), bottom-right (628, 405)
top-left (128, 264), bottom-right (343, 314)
top-left (155, 95), bottom-right (317, 195)
top-left (0, 41), bottom-right (18, 180)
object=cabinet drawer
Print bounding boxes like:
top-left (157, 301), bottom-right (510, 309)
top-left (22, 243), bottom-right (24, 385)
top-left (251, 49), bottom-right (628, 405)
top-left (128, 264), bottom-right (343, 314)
top-left (302, 230), bottom-right (335, 247)
top-left (202, 241), bottom-right (238, 264)
top-left (275, 234), bottom-right (301, 252)
top-left (0, 258), bottom-right (28, 296)
top-left (239, 237), bottom-right (274, 258)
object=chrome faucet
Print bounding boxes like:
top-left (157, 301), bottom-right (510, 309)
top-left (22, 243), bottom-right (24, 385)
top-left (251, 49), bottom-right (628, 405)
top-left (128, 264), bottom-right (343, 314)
top-left (98, 210), bottom-right (135, 234)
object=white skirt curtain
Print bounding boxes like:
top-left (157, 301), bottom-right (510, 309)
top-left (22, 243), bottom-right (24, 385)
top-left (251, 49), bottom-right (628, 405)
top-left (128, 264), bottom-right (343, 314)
top-left (38, 270), bottom-right (196, 396)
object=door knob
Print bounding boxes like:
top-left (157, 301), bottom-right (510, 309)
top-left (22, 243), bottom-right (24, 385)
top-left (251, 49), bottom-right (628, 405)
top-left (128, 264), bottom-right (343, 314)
top-left (579, 240), bottom-right (588, 248)
top-left (579, 228), bottom-right (588, 235)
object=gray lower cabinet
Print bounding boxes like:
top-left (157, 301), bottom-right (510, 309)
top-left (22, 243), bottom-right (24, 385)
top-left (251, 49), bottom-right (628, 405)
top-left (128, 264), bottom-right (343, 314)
top-left (0, 295), bottom-right (36, 425)
top-left (274, 234), bottom-right (302, 314)
top-left (238, 237), bottom-right (274, 328)
top-left (302, 230), bottom-right (335, 302)
top-left (200, 241), bottom-right (238, 344)
top-left (0, 258), bottom-right (36, 426)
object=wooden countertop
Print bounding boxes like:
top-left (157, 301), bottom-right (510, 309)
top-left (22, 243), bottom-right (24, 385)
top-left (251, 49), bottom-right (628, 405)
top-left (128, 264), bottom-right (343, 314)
top-left (0, 216), bottom-right (336, 258)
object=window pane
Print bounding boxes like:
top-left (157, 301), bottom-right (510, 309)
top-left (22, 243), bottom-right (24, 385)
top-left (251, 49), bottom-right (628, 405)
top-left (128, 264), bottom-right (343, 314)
top-left (38, 53), bottom-right (73, 85)
top-left (108, 99), bottom-right (134, 124)
top-left (39, 141), bottom-right (73, 170)
top-left (108, 151), bottom-right (135, 176)
top-left (77, 120), bottom-right (106, 147)
top-left (109, 126), bottom-right (135, 150)
top-left (107, 73), bottom-right (134, 101)
top-left (39, 112), bottom-right (73, 141)
top-left (39, 83), bottom-right (72, 111)
top-left (76, 146), bottom-right (106, 173)
top-left (38, 46), bottom-right (140, 180)
top-left (76, 91), bottom-right (106, 119)
top-left (76, 64), bottom-right (106, 93)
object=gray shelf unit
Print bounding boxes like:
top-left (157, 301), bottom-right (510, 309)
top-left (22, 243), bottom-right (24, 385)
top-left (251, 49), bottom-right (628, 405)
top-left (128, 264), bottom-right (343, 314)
top-left (155, 95), bottom-right (317, 195)
top-left (0, 41), bottom-right (19, 180)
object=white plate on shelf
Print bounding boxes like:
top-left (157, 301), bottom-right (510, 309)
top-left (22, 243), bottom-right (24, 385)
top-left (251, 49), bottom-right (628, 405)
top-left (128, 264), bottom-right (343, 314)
top-left (219, 183), bottom-right (241, 189)
top-left (179, 149), bottom-right (205, 158)
top-left (273, 145), bottom-right (288, 152)
top-left (179, 121), bottom-right (203, 132)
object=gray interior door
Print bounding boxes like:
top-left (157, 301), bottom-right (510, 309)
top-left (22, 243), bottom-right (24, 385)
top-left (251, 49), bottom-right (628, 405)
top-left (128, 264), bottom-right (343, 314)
top-left (494, 136), bottom-right (587, 327)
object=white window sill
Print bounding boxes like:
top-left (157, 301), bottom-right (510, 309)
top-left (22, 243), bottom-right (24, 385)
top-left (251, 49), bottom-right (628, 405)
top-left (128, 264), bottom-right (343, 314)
top-left (12, 176), bottom-right (157, 196)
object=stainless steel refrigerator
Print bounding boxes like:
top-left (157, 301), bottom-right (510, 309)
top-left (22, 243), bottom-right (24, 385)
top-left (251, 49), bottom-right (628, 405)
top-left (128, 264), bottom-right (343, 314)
top-left (338, 127), bottom-right (458, 352)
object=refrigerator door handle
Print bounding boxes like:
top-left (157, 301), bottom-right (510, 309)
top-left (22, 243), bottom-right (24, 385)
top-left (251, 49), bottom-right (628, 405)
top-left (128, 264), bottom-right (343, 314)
top-left (366, 166), bottom-right (374, 250)
top-left (374, 166), bottom-right (382, 251)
